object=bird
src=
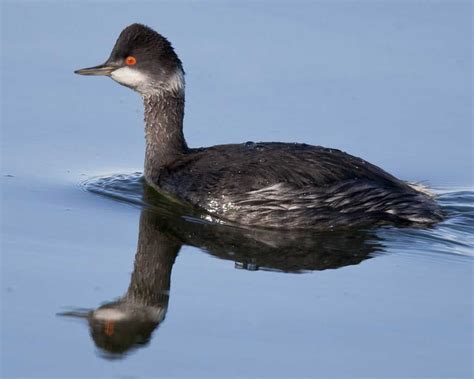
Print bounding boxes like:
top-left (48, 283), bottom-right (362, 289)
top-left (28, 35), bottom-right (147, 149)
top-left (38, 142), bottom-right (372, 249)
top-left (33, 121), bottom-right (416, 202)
top-left (75, 23), bottom-right (443, 230)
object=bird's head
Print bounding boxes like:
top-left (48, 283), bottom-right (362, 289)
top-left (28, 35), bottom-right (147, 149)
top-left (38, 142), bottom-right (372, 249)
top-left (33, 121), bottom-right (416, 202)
top-left (75, 23), bottom-right (184, 96)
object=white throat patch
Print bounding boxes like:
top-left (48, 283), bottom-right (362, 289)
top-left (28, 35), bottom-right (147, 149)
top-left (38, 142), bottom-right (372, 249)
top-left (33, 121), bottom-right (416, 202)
top-left (110, 66), bottom-right (149, 91)
top-left (110, 66), bottom-right (184, 96)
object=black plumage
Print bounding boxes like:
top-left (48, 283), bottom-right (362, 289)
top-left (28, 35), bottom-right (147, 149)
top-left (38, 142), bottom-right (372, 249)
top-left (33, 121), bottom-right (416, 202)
top-left (158, 142), bottom-right (443, 228)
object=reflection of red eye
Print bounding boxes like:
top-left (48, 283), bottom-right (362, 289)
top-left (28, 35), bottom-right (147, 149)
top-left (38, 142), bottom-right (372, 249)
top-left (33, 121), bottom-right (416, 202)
top-left (125, 56), bottom-right (137, 65)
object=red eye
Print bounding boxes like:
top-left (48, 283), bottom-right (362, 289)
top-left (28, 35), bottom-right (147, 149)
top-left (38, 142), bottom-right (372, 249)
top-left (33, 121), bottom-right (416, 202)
top-left (125, 56), bottom-right (137, 65)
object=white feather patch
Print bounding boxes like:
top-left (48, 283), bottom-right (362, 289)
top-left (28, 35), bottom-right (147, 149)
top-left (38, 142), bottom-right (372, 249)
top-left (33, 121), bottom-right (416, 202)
top-left (111, 66), bottom-right (149, 89)
top-left (93, 308), bottom-right (127, 321)
top-left (111, 66), bottom-right (184, 96)
top-left (166, 68), bottom-right (185, 93)
top-left (407, 182), bottom-right (436, 198)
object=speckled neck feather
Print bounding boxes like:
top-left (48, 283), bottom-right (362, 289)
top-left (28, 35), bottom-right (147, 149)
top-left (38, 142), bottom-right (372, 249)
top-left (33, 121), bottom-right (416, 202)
top-left (143, 91), bottom-right (187, 183)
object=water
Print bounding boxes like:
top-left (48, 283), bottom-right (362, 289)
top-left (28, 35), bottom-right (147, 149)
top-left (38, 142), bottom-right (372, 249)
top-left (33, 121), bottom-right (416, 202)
top-left (1, 1), bottom-right (473, 378)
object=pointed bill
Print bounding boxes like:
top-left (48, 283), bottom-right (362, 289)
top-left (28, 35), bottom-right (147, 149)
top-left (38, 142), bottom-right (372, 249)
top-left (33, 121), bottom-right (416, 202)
top-left (74, 63), bottom-right (117, 76)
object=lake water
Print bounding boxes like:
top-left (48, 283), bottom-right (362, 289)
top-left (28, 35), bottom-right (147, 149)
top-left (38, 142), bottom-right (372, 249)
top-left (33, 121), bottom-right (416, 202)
top-left (1, 2), bottom-right (473, 378)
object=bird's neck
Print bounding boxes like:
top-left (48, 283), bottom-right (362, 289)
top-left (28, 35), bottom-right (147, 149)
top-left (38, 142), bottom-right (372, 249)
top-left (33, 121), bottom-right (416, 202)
top-left (143, 91), bottom-right (187, 183)
top-left (125, 209), bottom-right (180, 307)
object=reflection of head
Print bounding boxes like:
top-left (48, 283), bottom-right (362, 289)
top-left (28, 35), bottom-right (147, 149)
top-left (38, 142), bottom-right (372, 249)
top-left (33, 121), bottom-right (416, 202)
top-left (58, 206), bottom-right (179, 358)
top-left (88, 299), bottom-right (167, 358)
top-left (85, 209), bottom-right (179, 358)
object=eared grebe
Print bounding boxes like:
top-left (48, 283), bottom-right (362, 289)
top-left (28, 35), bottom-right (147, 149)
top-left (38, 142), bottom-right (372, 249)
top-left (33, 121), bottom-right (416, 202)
top-left (75, 23), bottom-right (443, 229)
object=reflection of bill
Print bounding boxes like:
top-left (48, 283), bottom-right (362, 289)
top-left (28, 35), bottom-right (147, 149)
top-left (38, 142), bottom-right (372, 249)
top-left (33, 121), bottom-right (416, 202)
top-left (59, 182), bottom-right (383, 358)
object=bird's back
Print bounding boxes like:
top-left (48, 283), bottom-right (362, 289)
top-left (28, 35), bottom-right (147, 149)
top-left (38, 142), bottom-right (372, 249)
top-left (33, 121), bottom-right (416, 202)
top-left (156, 142), bottom-right (442, 229)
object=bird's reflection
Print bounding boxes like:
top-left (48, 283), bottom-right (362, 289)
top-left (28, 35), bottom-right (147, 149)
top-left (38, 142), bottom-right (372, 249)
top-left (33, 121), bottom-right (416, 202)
top-left (60, 179), bottom-right (384, 358)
